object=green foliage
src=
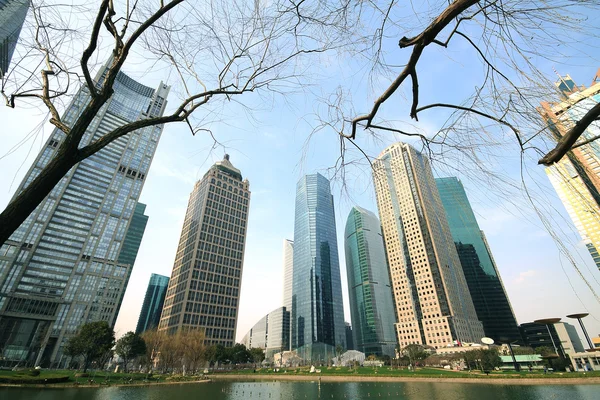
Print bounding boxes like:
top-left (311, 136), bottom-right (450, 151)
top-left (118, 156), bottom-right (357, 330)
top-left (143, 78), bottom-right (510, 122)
top-left (64, 321), bottom-right (115, 372)
top-left (250, 347), bottom-right (266, 364)
top-left (511, 346), bottom-right (536, 355)
top-left (479, 348), bottom-right (502, 372)
top-left (535, 346), bottom-right (557, 357)
top-left (115, 331), bottom-right (147, 373)
top-left (401, 344), bottom-right (428, 365)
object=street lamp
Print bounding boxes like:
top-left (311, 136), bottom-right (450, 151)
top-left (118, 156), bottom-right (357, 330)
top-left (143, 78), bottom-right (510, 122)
top-left (533, 318), bottom-right (564, 358)
top-left (566, 313), bottom-right (594, 351)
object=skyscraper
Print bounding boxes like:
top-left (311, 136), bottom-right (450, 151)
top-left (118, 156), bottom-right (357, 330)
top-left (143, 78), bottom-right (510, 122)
top-left (282, 239), bottom-right (294, 311)
top-left (117, 202), bottom-right (149, 267)
top-left (435, 177), bottom-right (521, 344)
top-left (291, 173), bottom-right (345, 362)
top-left (136, 273), bottom-right (169, 334)
top-left (344, 206), bottom-right (397, 357)
top-left (158, 155), bottom-right (250, 347)
top-left (372, 142), bottom-right (484, 350)
top-left (0, 67), bottom-right (169, 366)
top-left (540, 70), bottom-right (600, 270)
top-left (0, 0), bottom-right (29, 76)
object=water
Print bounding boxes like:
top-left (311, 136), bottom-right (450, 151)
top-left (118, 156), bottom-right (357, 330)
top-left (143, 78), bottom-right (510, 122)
top-left (1, 380), bottom-right (599, 400)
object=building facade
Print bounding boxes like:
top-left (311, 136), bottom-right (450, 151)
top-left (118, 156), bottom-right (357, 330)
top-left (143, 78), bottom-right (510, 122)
top-left (344, 206), bottom-right (397, 357)
top-left (372, 142), bottom-right (484, 350)
top-left (554, 322), bottom-right (585, 355)
top-left (117, 202), bottom-right (149, 267)
top-left (291, 173), bottom-right (346, 362)
top-left (282, 239), bottom-right (294, 311)
top-left (135, 273), bottom-right (169, 334)
top-left (0, 67), bottom-right (169, 366)
top-left (0, 0), bottom-right (29, 76)
top-left (435, 177), bottom-right (521, 344)
top-left (158, 155), bottom-right (250, 347)
top-left (240, 306), bottom-right (290, 359)
top-left (519, 322), bottom-right (564, 356)
top-left (540, 70), bottom-right (600, 270)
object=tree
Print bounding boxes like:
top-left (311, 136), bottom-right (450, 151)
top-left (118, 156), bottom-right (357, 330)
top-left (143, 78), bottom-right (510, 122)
top-left (400, 344), bottom-right (428, 367)
top-left (115, 331), bottom-right (147, 373)
top-left (64, 321), bottom-right (115, 372)
top-left (332, 0), bottom-right (600, 166)
top-left (0, 0), bottom-right (354, 245)
top-left (511, 346), bottom-right (536, 356)
top-left (478, 348), bottom-right (502, 373)
top-left (158, 332), bottom-right (184, 373)
top-left (249, 347), bottom-right (265, 366)
top-left (179, 328), bottom-right (207, 373)
top-left (229, 343), bottom-right (252, 364)
top-left (140, 329), bottom-right (167, 373)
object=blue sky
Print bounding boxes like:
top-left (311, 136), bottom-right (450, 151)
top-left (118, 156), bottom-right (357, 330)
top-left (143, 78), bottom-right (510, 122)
top-left (1, 1), bottom-right (599, 345)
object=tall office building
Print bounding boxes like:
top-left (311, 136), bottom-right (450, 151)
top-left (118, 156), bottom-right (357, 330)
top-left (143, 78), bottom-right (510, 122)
top-left (117, 202), bottom-right (149, 267)
top-left (136, 274), bottom-right (169, 334)
top-left (282, 239), bottom-right (294, 311)
top-left (540, 70), bottom-right (600, 270)
top-left (158, 155), bottom-right (250, 347)
top-left (344, 206), bottom-right (397, 357)
top-left (372, 142), bottom-right (484, 350)
top-left (0, 0), bottom-right (29, 76)
top-left (435, 177), bottom-right (521, 343)
top-left (291, 173), bottom-right (345, 362)
top-left (0, 66), bottom-right (169, 366)
top-left (240, 306), bottom-right (290, 359)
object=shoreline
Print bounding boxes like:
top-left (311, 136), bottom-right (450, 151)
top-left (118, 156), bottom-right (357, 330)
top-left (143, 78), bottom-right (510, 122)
top-left (210, 374), bottom-right (600, 385)
top-left (0, 378), bottom-right (211, 389)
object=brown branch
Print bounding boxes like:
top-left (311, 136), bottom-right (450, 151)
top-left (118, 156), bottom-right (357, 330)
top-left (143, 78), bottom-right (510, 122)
top-left (350, 0), bottom-right (480, 139)
top-left (81, 0), bottom-right (109, 96)
top-left (539, 102), bottom-right (600, 165)
top-left (416, 102), bottom-right (522, 147)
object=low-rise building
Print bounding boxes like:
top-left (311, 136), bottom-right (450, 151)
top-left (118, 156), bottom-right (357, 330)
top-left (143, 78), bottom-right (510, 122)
top-left (570, 350), bottom-right (600, 371)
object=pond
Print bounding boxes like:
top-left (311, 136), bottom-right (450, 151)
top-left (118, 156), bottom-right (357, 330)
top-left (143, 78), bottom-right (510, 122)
top-left (2, 380), bottom-right (599, 399)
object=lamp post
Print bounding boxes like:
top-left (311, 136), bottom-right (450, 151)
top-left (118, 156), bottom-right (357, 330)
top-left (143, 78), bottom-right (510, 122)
top-left (533, 318), bottom-right (564, 358)
top-left (566, 313), bottom-right (594, 350)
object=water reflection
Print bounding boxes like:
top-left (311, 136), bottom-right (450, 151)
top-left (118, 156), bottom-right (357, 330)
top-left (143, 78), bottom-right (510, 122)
top-left (1, 380), bottom-right (599, 400)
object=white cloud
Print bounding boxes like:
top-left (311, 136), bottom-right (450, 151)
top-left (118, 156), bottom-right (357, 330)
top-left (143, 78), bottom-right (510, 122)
top-left (514, 270), bottom-right (537, 284)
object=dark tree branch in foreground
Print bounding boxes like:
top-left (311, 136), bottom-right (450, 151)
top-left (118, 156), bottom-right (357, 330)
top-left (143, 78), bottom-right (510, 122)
top-left (0, 0), bottom-right (347, 245)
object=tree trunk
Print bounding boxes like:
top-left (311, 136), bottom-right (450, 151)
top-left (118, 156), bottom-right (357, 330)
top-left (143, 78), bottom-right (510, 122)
top-left (0, 147), bottom-right (79, 246)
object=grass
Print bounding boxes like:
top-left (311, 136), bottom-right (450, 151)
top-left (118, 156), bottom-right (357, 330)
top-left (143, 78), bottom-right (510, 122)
top-left (0, 369), bottom-right (208, 386)
top-left (213, 366), bottom-right (600, 379)
top-left (2, 366), bottom-right (599, 386)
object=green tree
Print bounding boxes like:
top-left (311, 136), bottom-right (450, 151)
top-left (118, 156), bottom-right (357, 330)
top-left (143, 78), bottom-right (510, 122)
top-left (115, 331), bottom-right (147, 373)
top-left (535, 346), bottom-right (557, 357)
top-left (249, 347), bottom-right (265, 365)
top-left (511, 346), bottom-right (535, 355)
top-left (401, 344), bottom-right (428, 367)
top-left (478, 348), bottom-right (502, 373)
top-left (230, 344), bottom-right (252, 364)
top-left (463, 350), bottom-right (479, 371)
top-left (64, 321), bottom-right (115, 372)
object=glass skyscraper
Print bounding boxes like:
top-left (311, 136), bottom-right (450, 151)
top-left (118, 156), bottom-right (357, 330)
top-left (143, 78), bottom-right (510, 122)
top-left (117, 202), bottom-right (149, 267)
top-left (0, 0), bottom-right (29, 76)
top-left (344, 206), bottom-right (396, 357)
top-left (0, 65), bottom-right (169, 366)
top-left (436, 176), bottom-right (521, 343)
top-left (136, 273), bottom-right (169, 334)
top-left (373, 142), bottom-right (484, 350)
top-left (540, 71), bottom-right (600, 270)
top-left (282, 239), bottom-right (294, 311)
top-left (158, 155), bottom-right (250, 347)
top-left (291, 173), bottom-right (345, 362)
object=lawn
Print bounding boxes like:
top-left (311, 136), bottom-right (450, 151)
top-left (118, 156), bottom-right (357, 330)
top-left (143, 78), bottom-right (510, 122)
top-left (0, 369), bottom-right (208, 386)
top-left (214, 366), bottom-right (600, 379)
